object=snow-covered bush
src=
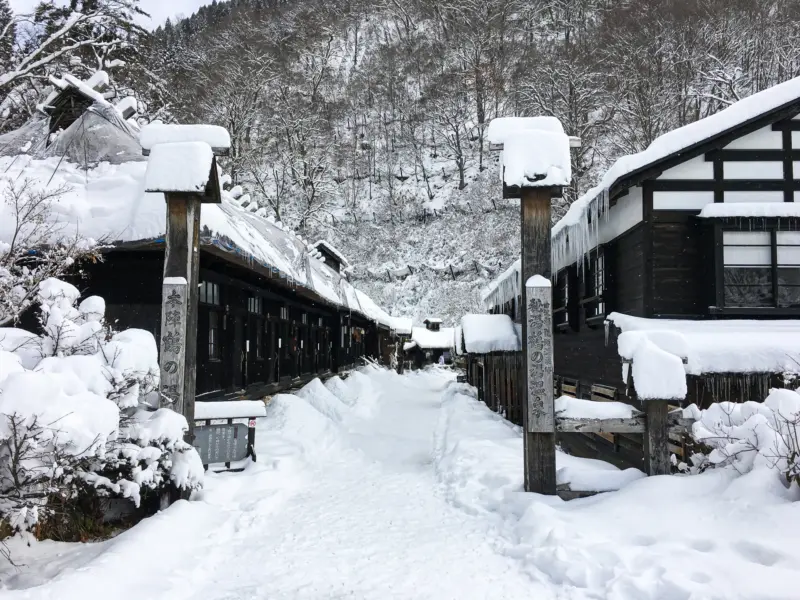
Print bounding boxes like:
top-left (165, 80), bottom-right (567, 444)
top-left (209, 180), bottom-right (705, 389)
top-left (682, 389), bottom-right (800, 486)
top-left (0, 278), bottom-right (203, 542)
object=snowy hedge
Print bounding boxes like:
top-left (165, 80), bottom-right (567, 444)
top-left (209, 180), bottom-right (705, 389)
top-left (0, 278), bottom-right (203, 536)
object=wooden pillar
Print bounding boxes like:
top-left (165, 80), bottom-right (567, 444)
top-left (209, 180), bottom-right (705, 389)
top-left (645, 400), bottom-right (670, 475)
top-left (521, 186), bottom-right (557, 495)
top-left (159, 194), bottom-right (202, 443)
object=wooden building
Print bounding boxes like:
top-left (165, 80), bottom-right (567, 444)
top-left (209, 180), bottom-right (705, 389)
top-left (459, 314), bottom-right (523, 424)
top-left (407, 318), bottom-right (455, 367)
top-left (481, 77), bottom-right (800, 468)
top-left (0, 72), bottom-right (402, 401)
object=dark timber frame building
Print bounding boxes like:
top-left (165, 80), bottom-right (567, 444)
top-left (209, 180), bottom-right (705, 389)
top-left (0, 71), bottom-right (400, 402)
top-left (482, 77), bottom-right (800, 467)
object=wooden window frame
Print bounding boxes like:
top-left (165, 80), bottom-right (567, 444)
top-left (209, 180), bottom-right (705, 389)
top-left (200, 281), bottom-right (220, 306)
top-left (580, 247), bottom-right (606, 327)
top-left (208, 310), bottom-right (221, 362)
top-left (713, 222), bottom-right (800, 315)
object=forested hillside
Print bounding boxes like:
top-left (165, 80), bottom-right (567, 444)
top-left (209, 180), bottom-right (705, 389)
top-left (3, 0), bottom-right (800, 322)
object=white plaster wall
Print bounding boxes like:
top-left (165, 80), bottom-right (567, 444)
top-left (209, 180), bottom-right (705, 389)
top-left (657, 155), bottom-right (714, 180)
top-left (724, 126), bottom-right (783, 150)
top-left (653, 191), bottom-right (714, 210)
top-left (724, 191), bottom-right (784, 203)
top-left (601, 185), bottom-right (643, 243)
top-left (723, 161), bottom-right (784, 179)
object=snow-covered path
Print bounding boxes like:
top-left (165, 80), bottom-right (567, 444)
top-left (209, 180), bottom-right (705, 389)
top-left (1, 368), bottom-right (536, 599)
top-left (178, 370), bottom-right (533, 599)
top-left (4, 366), bottom-right (800, 600)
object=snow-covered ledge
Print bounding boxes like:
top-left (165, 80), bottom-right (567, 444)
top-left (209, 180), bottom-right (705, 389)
top-left (699, 202), bottom-right (800, 219)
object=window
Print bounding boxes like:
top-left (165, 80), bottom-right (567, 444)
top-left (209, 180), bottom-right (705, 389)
top-left (302, 313), bottom-right (307, 325)
top-left (200, 281), bottom-right (220, 305)
top-left (248, 296), bottom-right (262, 314)
top-left (722, 230), bottom-right (800, 308)
top-left (208, 311), bottom-right (220, 360)
top-left (581, 249), bottom-right (605, 321)
top-left (280, 306), bottom-right (289, 320)
top-left (255, 325), bottom-right (262, 359)
top-left (553, 269), bottom-right (569, 328)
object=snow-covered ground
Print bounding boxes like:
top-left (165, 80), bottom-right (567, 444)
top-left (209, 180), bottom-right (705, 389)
top-left (3, 367), bottom-right (799, 599)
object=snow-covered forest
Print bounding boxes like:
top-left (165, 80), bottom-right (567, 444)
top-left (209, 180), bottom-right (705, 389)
top-left (4, 0), bottom-right (800, 322)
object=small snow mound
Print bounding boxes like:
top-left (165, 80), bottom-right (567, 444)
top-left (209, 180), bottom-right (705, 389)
top-left (295, 378), bottom-right (350, 423)
top-left (263, 393), bottom-right (342, 452)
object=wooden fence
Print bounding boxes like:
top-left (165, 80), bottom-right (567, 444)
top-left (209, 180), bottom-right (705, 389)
top-left (464, 350), bottom-right (696, 483)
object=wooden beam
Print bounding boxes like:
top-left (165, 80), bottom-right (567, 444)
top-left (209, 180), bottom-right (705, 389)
top-left (556, 416), bottom-right (645, 433)
top-left (521, 186), bottom-right (557, 495)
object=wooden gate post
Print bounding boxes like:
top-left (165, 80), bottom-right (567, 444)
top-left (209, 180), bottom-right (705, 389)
top-left (142, 130), bottom-right (228, 452)
top-left (645, 400), bottom-right (670, 475)
top-left (521, 186), bottom-right (557, 495)
top-left (158, 195), bottom-right (203, 440)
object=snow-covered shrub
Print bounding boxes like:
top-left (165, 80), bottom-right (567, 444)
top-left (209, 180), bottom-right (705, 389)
top-left (0, 278), bottom-right (203, 542)
top-left (682, 389), bottom-right (800, 486)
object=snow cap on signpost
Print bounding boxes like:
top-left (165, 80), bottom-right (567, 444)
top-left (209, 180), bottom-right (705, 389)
top-left (487, 116), bottom-right (574, 199)
top-left (141, 123), bottom-right (232, 204)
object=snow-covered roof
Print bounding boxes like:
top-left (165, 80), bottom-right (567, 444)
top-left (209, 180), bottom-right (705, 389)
top-left (38, 70), bottom-right (110, 113)
top-left (424, 317), bottom-right (442, 324)
top-left (0, 95), bottom-right (401, 332)
top-left (411, 327), bottom-right (455, 350)
top-left (552, 75), bottom-right (800, 271)
top-left (313, 239), bottom-right (351, 268)
top-left (480, 258), bottom-right (520, 309)
top-left (608, 312), bottom-right (800, 383)
top-left (699, 202), bottom-right (800, 219)
top-left (392, 317), bottom-right (413, 336)
top-left (460, 314), bottom-right (520, 354)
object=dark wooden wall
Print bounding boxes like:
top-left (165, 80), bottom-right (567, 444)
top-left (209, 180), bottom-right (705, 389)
top-left (81, 248), bottom-right (384, 400)
top-left (650, 212), bottom-right (711, 317)
top-left (608, 224), bottom-right (646, 316)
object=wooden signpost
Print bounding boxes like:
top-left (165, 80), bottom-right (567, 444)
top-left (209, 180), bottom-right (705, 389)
top-left (142, 126), bottom-right (229, 457)
top-left (488, 116), bottom-right (575, 496)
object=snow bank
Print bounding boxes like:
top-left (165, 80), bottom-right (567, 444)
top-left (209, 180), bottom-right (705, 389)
top-left (194, 401), bottom-right (267, 420)
top-left (144, 141), bottom-right (214, 193)
top-left (609, 312), bottom-right (800, 377)
top-left (434, 381), bottom-right (800, 598)
top-left (295, 378), bottom-right (350, 423)
top-left (460, 314), bottom-right (520, 354)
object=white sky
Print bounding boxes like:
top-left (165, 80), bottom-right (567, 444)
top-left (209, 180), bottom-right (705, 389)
top-left (9, 0), bottom-right (209, 30)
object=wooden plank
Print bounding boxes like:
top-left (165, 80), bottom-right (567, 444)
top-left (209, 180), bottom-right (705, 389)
top-left (556, 416), bottom-right (646, 434)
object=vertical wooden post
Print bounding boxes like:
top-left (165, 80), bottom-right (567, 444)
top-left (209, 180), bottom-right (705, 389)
top-left (645, 400), bottom-right (670, 475)
top-left (521, 186), bottom-right (557, 495)
top-left (159, 194), bottom-right (202, 443)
